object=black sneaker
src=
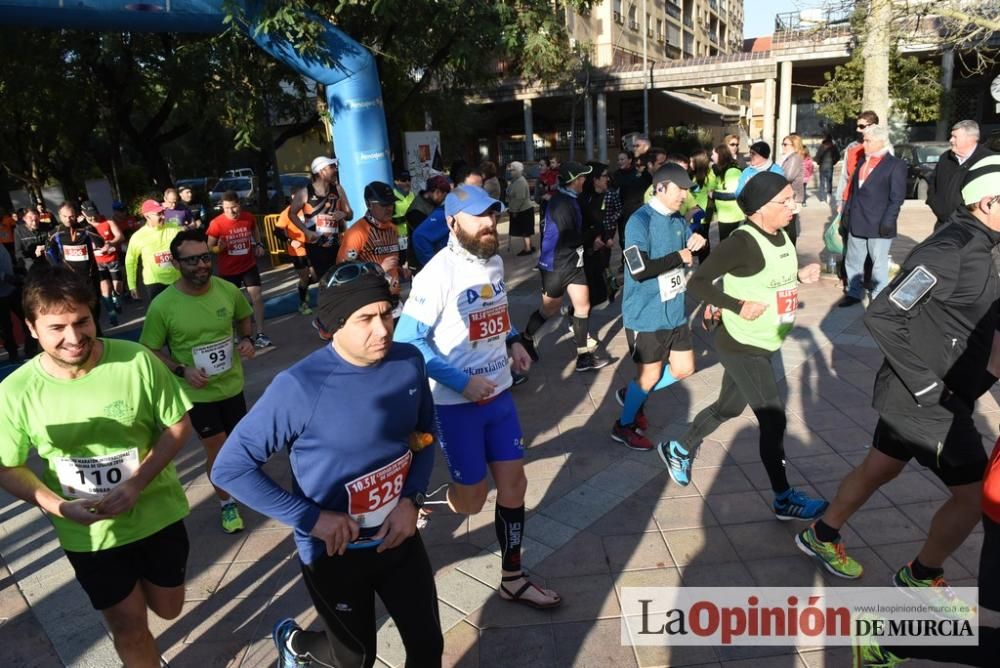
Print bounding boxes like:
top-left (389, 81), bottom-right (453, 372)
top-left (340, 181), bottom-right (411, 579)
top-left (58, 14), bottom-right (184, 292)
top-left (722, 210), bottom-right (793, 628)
top-left (575, 352), bottom-right (609, 372)
top-left (519, 334), bottom-right (539, 362)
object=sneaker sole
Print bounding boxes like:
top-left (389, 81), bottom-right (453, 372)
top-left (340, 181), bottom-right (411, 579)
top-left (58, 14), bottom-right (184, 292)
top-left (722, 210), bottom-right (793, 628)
top-left (774, 500), bottom-right (829, 522)
top-left (656, 445), bottom-right (691, 486)
top-left (794, 533), bottom-right (862, 579)
top-left (610, 430), bottom-right (654, 451)
top-left (891, 573), bottom-right (966, 620)
top-left (576, 361), bottom-right (610, 373)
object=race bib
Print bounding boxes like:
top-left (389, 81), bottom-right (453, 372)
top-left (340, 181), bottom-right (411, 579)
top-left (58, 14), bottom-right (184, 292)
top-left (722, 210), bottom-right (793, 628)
top-left (398, 235), bottom-right (409, 251)
top-left (658, 268), bottom-right (688, 302)
top-left (776, 288), bottom-right (798, 324)
top-left (316, 225), bottom-right (337, 236)
top-left (54, 448), bottom-right (140, 500)
top-left (344, 451), bottom-right (412, 528)
top-left (469, 304), bottom-right (511, 342)
top-left (63, 244), bottom-right (89, 261)
top-left (192, 338), bottom-right (234, 376)
top-left (228, 240), bottom-right (250, 256)
top-left (154, 250), bottom-right (173, 268)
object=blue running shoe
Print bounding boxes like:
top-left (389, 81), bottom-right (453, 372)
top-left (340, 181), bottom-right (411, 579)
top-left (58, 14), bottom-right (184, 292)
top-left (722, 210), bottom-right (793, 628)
top-left (657, 440), bottom-right (692, 487)
top-left (272, 618), bottom-right (309, 667)
top-left (773, 488), bottom-right (829, 521)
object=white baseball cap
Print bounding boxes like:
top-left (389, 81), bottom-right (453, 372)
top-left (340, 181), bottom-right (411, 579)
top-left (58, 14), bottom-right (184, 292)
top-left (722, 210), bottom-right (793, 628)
top-left (310, 156), bottom-right (339, 174)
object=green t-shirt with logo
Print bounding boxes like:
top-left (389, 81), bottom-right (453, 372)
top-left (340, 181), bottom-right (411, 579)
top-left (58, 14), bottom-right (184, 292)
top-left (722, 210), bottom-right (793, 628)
top-left (0, 339), bottom-right (192, 552)
top-left (139, 277), bottom-right (253, 404)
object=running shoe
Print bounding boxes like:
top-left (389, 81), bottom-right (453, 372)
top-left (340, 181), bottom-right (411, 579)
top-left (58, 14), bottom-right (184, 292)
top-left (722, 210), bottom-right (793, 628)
top-left (272, 618), bottom-right (309, 667)
top-left (657, 440), bottom-right (692, 486)
top-left (611, 420), bottom-right (654, 451)
top-left (893, 563), bottom-right (973, 620)
top-left (519, 334), bottom-right (539, 362)
top-left (851, 614), bottom-right (907, 667)
top-left (298, 302), bottom-right (313, 316)
top-left (773, 488), bottom-right (829, 521)
top-left (254, 333), bottom-right (272, 349)
top-left (794, 525), bottom-right (863, 579)
top-left (575, 352), bottom-right (609, 372)
top-left (221, 503), bottom-right (244, 534)
top-left (614, 387), bottom-right (649, 433)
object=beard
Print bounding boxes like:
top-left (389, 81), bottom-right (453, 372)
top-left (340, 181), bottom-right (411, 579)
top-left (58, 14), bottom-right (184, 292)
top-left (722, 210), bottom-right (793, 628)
top-left (455, 224), bottom-right (498, 259)
top-left (182, 266), bottom-right (212, 286)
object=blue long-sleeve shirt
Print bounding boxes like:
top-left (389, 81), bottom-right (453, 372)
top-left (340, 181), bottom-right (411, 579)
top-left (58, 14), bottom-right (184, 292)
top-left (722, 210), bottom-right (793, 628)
top-left (735, 161), bottom-right (786, 196)
top-left (211, 342), bottom-right (436, 565)
top-left (412, 207), bottom-right (448, 266)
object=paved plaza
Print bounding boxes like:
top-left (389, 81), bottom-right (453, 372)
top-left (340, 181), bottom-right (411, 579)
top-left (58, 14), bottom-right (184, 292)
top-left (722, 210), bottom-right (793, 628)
top-left (0, 198), bottom-right (988, 667)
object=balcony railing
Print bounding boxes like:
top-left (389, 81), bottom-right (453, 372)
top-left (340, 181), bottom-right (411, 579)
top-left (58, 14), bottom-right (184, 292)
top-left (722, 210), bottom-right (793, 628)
top-left (629, 20), bottom-right (640, 30)
top-left (683, 17), bottom-right (693, 29)
top-left (613, 11), bottom-right (623, 24)
top-left (666, 3), bottom-right (681, 19)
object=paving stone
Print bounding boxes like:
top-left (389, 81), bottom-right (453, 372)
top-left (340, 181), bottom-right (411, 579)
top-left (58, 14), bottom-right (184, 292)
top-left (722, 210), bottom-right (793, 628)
top-left (704, 490), bottom-right (776, 525)
top-left (847, 507), bottom-right (927, 546)
top-left (692, 466), bottom-right (755, 495)
top-left (680, 560), bottom-right (755, 587)
top-left (722, 521), bottom-right (803, 560)
top-left (603, 532), bottom-right (673, 572)
top-left (663, 526), bottom-right (739, 567)
top-left (652, 496), bottom-right (718, 530)
top-left (479, 623), bottom-right (558, 667)
top-left (539, 483), bottom-right (621, 530)
top-left (553, 618), bottom-right (639, 667)
top-left (532, 531), bottom-right (611, 578)
top-left (435, 569), bottom-right (498, 614)
top-left (587, 496), bottom-right (662, 536)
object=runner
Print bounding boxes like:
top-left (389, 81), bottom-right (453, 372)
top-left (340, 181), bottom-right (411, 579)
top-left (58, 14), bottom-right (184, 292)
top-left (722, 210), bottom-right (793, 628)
top-left (207, 190), bottom-right (271, 348)
top-left (613, 164), bottom-right (706, 451)
top-left (212, 262), bottom-right (442, 668)
top-left (46, 202), bottom-right (104, 333)
top-left (392, 169), bottom-right (414, 266)
top-left (81, 200), bottom-right (125, 326)
top-left (179, 185), bottom-right (206, 229)
top-left (795, 157), bottom-right (1000, 593)
top-left (140, 228), bottom-right (255, 534)
top-left (656, 172), bottom-right (829, 520)
top-left (162, 187), bottom-right (193, 228)
top-left (0, 264), bottom-right (193, 667)
top-left (394, 184), bottom-right (562, 610)
top-left (519, 161), bottom-right (609, 372)
top-left (12, 206), bottom-right (52, 275)
top-left (124, 199), bottom-right (181, 302)
top-left (337, 181), bottom-right (406, 316)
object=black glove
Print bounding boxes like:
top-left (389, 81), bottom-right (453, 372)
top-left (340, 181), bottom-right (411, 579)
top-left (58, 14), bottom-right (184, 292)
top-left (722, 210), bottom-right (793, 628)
top-left (878, 222), bottom-right (894, 237)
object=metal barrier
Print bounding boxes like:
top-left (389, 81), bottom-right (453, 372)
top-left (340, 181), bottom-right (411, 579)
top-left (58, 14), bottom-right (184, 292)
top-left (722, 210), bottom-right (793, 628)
top-left (256, 214), bottom-right (287, 268)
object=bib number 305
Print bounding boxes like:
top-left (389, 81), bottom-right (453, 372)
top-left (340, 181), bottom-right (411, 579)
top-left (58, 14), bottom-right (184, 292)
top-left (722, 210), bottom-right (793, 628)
top-left (468, 305), bottom-right (511, 342)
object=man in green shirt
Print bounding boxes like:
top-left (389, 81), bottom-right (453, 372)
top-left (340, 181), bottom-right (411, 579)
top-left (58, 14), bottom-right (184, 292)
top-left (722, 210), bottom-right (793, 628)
top-left (124, 199), bottom-right (181, 302)
top-left (140, 228), bottom-right (256, 534)
top-left (0, 264), bottom-right (193, 667)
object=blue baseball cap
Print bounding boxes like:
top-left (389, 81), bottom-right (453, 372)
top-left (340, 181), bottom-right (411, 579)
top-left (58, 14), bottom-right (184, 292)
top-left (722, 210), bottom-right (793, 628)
top-left (444, 185), bottom-right (505, 218)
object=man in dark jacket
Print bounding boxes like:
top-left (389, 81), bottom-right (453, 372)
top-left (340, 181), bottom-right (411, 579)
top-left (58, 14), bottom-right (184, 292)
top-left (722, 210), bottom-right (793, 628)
top-left (928, 119), bottom-right (994, 230)
top-left (12, 207), bottom-right (52, 274)
top-left (796, 156), bottom-right (1000, 597)
top-left (839, 125), bottom-right (907, 307)
top-left (404, 174), bottom-right (450, 270)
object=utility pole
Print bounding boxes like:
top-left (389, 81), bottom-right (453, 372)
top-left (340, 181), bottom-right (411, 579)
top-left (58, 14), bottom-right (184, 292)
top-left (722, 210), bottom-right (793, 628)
top-left (861, 0), bottom-right (891, 125)
top-left (642, 0), bottom-right (649, 136)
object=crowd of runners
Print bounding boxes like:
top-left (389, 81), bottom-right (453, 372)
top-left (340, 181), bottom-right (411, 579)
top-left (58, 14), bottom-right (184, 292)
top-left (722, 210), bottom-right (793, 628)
top-left (0, 111), bottom-right (999, 668)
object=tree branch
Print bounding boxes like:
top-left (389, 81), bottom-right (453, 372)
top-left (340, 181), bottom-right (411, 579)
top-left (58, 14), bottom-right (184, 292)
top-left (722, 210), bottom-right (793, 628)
top-left (272, 112), bottom-right (321, 150)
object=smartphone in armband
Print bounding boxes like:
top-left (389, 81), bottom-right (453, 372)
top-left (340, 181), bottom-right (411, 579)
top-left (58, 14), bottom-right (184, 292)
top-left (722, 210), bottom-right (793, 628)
top-left (888, 265), bottom-right (937, 311)
top-left (623, 245), bottom-right (645, 276)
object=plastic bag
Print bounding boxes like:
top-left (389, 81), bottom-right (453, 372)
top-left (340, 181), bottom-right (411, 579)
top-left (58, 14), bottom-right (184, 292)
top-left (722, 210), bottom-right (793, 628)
top-left (824, 214), bottom-right (844, 254)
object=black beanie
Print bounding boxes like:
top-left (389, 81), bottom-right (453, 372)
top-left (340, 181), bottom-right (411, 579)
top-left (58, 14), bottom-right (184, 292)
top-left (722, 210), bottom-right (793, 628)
top-left (737, 172), bottom-right (789, 217)
top-left (315, 267), bottom-right (392, 332)
top-left (749, 141), bottom-right (771, 160)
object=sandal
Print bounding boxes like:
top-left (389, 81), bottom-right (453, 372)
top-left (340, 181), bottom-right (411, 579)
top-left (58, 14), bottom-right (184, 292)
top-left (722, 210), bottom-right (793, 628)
top-left (498, 573), bottom-right (562, 609)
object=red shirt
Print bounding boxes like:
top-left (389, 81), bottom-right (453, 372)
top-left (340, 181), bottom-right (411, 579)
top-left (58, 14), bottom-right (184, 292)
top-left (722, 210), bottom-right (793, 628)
top-left (90, 218), bottom-right (119, 264)
top-left (207, 211), bottom-right (258, 276)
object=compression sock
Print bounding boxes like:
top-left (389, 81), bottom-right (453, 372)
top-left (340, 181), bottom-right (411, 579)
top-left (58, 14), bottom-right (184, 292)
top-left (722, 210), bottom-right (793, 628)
top-left (910, 558), bottom-right (944, 581)
top-left (495, 504), bottom-right (525, 572)
top-left (651, 365), bottom-right (679, 392)
top-left (525, 310), bottom-right (547, 338)
top-left (572, 316), bottom-right (589, 350)
top-left (620, 380), bottom-right (649, 426)
top-left (297, 284), bottom-right (308, 304)
top-left (813, 519), bottom-right (840, 543)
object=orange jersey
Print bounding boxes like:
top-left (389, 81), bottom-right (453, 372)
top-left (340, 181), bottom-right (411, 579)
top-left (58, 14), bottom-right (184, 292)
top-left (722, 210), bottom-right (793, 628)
top-left (0, 215), bottom-right (15, 244)
top-left (336, 218), bottom-right (401, 294)
top-left (277, 192), bottom-right (347, 257)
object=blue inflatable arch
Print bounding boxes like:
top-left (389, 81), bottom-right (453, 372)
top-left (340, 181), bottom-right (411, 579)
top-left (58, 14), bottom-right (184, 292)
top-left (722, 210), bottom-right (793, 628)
top-left (0, 0), bottom-right (392, 219)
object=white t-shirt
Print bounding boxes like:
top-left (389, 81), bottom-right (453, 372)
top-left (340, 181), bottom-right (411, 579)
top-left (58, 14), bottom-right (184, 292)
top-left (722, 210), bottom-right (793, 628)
top-left (402, 242), bottom-right (513, 405)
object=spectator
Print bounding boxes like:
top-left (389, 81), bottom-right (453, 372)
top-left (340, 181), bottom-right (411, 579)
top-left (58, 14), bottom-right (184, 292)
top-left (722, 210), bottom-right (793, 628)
top-left (723, 133), bottom-right (746, 168)
top-left (735, 141), bottom-right (785, 197)
top-left (481, 161), bottom-right (502, 201)
top-left (506, 161), bottom-right (535, 256)
top-left (711, 143), bottom-right (745, 242)
top-left (0, 208), bottom-right (15, 259)
top-left (178, 185), bottom-right (206, 229)
top-left (837, 110), bottom-right (880, 207)
top-left (927, 120), bottom-right (994, 230)
top-left (578, 162), bottom-right (616, 305)
top-left (780, 134), bottom-right (805, 246)
top-left (0, 243), bottom-right (34, 362)
top-left (163, 187), bottom-right (193, 228)
top-left (12, 207), bottom-right (51, 274)
top-left (613, 150), bottom-right (651, 248)
top-left (838, 124), bottom-right (907, 307)
top-left (814, 134), bottom-right (841, 203)
top-left (404, 174), bottom-right (451, 271)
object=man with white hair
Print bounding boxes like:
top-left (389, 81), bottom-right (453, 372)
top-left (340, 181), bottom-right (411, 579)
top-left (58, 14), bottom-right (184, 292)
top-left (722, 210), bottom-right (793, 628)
top-left (838, 124), bottom-right (907, 307)
top-left (506, 161), bottom-right (535, 255)
top-left (928, 119), bottom-right (994, 230)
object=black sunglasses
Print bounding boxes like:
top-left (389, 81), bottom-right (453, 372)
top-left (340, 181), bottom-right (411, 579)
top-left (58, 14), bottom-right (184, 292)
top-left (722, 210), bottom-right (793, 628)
top-left (175, 252), bottom-right (213, 266)
top-left (856, 124), bottom-right (870, 130)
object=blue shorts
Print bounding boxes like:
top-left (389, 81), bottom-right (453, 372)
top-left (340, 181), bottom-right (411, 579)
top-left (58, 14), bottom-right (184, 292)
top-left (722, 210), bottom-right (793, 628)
top-left (435, 390), bottom-right (524, 485)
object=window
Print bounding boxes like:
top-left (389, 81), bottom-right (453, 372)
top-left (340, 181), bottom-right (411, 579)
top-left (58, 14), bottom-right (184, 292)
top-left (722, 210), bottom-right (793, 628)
top-left (628, 6), bottom-right (638, 30)
top-left (657, 19), bottom-right (664, 42)
top-left (613, 0), bottom-right (623, 23)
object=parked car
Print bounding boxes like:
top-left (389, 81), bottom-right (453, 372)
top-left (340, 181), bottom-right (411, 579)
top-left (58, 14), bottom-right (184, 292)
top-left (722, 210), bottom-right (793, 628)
top-left (175, 177), bottom-right (217, 200)
top-left (223, 168), bottom-right (254, 179)
top-left (894, 142), bottom-right (949, 200)
top-left (267, 173), bottom-right (311, 200)
top-left (209, 177), bottom-right (255, 209)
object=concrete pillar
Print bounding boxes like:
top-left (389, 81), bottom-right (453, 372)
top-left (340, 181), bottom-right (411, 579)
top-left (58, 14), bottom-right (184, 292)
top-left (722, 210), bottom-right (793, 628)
top-left (935, 49), bottom-right (955, 141)
top-left (596, 93), bottom-right (608, 163)
top-left (523, 98), bottom-right (535, 162)
top-left (584, 93), bottom-right (595, 160)
top-left (423, 111), bottom-right (432, 131)
top-left (763, 77), bottom-right (777, 148)
top-left (776, 60), bottom-right (792, 146)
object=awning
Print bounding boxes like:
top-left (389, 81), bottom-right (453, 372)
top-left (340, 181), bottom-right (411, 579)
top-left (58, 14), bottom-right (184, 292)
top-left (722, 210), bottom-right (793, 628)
top-left (661, 90), bottom-right (741, 122)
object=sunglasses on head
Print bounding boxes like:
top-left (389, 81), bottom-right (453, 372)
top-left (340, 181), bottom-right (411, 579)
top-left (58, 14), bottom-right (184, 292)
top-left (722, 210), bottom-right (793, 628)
top-left (175, 252), bottom-right (213, 266)
top-left (322, 261), bottom-right (385, 289)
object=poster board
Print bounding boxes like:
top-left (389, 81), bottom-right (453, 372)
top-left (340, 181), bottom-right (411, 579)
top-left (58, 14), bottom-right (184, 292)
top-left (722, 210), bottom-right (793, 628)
top-left (404, 131), bottom-right (443, 193)
top-left (85, 179), bottom-right (116, 217)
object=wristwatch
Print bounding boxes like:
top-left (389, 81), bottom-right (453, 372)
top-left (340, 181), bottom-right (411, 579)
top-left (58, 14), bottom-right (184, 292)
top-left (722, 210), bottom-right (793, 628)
top-left (173, 364), bottom-right (186, 378)
top-left (405, 491), bottom-right (426, 509)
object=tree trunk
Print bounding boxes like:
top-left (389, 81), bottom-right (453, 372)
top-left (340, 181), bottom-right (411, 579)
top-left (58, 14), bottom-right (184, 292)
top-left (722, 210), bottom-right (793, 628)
top-left (862, 0), bottom-right (892, 125)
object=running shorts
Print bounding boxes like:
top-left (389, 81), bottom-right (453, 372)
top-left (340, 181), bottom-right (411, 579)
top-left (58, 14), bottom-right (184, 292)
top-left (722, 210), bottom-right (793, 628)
top-left (540, 266), bottom-right (586, 299)
top-left (626, 326), bottom-right (692, 364)
top-left (872, 409), bottom-right (987, 487)
top-left (188, 392), bottom-right (248, 439)
top-left (434, 390), bottom-right (524, 485)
